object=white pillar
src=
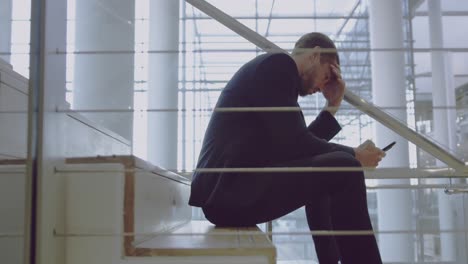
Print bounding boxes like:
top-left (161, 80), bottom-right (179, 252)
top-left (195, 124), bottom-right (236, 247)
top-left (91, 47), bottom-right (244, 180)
top-left (428, 0), bottom-right (457, 261)
top-left (30, 0), bottom-right (68, 263)
top-left (73, 0), bottom-right (135, 141)
top-left (147, 0), bottom-right (179, 169)
top-left (0, 0), bottom-right (12, 62)
top-left (368, 0), bottom-right (414, 262)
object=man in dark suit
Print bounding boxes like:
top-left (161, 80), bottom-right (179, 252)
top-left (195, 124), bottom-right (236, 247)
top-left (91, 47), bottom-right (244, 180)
top-left (188, 32), bottom-right (384, 264)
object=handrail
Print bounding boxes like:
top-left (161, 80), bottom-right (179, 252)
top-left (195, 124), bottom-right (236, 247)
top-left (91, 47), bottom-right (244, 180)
top-left (185, 0), bottom-right (466, 171)
top-left (344, 92), bottom-right (465, 170)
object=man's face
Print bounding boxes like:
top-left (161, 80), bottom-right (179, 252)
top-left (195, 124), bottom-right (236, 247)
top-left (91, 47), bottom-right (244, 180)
top-left (298, 55), bottom-right (336, 97)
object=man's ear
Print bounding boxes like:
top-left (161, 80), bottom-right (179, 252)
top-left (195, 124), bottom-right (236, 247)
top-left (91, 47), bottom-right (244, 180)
top-left (310, 46), bottom-right (321, 63)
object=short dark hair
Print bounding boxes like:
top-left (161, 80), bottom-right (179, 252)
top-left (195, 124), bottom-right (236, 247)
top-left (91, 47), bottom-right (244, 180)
top-left (292, 32), bottom-right (340, 64)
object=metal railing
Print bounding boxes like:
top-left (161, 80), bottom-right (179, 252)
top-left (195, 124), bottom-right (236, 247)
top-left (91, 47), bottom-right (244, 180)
top-left (185, 0), bottom-right (466, 174)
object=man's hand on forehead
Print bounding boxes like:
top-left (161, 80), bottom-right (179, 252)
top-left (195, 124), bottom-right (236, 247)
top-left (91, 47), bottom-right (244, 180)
top-left (330, 64), bottom-right (342, 80)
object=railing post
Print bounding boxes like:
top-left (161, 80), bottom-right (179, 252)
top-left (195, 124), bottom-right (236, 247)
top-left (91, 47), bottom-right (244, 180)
top-left (266, 221), bottom-right (273, 241)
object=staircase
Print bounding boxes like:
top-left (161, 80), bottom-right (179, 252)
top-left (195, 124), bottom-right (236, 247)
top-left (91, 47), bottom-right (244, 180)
top-left (0, 156), bottom-right (276, 264)
top-left (63, 155), bottom-right (276, 264)
top-left (0, 59), bottom-right (276, 264)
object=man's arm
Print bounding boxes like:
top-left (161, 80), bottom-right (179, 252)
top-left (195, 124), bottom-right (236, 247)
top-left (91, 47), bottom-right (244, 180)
top-left (250, 53), bottom-right (354, 158)
top-left (321, 63), bottom-right (345, 116)
top-left (306, 62), bottom-right (351, 145)
top-left (307, 110), bottom-right (342, 141)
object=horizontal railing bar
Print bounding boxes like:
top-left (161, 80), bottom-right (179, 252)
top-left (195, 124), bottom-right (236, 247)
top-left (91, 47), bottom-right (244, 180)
top-left (0, 47), bottom-right (462, 56)
top-left (54, 166), bottom-right (191, 185)
top-left (54, 166), bottom-right (468, 178)
top-left (0, 233), bottom-right (23, 237)
top-left (179, 11), bottom-right (468, 20)
top-left (0, 171), bottom-right (26, 174)
top-left (44, 105), bottom-right (468, 114)
top-left (52, 228), bottom-right (468, 238)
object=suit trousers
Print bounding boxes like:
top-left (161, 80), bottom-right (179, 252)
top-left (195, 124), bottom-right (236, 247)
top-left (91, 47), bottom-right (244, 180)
top-left (202, 151), bottom-right (383, 264)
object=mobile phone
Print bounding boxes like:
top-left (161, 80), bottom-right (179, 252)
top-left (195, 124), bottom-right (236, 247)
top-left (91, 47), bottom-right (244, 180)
top-left (382, 141), bottom-right (396, 152)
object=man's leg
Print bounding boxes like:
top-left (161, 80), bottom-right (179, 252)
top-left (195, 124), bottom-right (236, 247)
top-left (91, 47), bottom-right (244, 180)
top-left (202, 151), bottom-right (382, 264)
top-left (204, 193), bottom-right (341, 263)
top-left (306, 196), bottom-right (341, 263)
top-left (327, 161), bottom-right (382, 264)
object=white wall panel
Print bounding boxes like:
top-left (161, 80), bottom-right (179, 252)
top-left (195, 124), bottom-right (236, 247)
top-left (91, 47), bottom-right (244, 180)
top-left (64, 163), bottom-right (125, 264)
top-left (0, 165), bottom-right (25, 264)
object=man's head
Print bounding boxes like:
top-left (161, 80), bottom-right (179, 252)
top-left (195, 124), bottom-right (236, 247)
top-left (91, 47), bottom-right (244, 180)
top-left (292, 32), bottom-right (340, 96)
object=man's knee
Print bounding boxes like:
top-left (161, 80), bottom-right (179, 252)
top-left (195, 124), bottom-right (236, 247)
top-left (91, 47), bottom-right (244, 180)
top-left (325, 151), bottom-right (362, 168)
top-left (325, 151), bottom-right (365, 189)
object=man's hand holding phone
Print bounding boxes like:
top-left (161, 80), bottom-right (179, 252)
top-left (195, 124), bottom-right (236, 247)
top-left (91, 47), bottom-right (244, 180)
top-left (354, 140), bottom-right (387, 168)
top-left (382, 141), bottom-right (396, 152)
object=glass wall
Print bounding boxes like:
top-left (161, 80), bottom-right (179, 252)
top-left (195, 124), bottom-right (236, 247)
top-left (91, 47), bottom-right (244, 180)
top-left (7, 0), bottom-right (467, 263)
top-left (0, 0), bottom-right (31, 263)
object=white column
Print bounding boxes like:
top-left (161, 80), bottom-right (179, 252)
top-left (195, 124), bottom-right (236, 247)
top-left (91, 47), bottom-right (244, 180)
top-left (0, 0), bottom-right (12, 62)
top-left (73, 0), bottom-right (135, 141)
top-left (30, 0), bottom-right (68, 263)
top-left (147, 0), bottom-right (179, 169)
top-left (428, 0), bottom-right (457, 261)
top-left (368, 0), bottom-right (414, 262)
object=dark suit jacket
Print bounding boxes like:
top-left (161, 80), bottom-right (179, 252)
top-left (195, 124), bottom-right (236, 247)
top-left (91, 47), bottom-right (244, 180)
top-left (189, 53), bottom-right (354, 208)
